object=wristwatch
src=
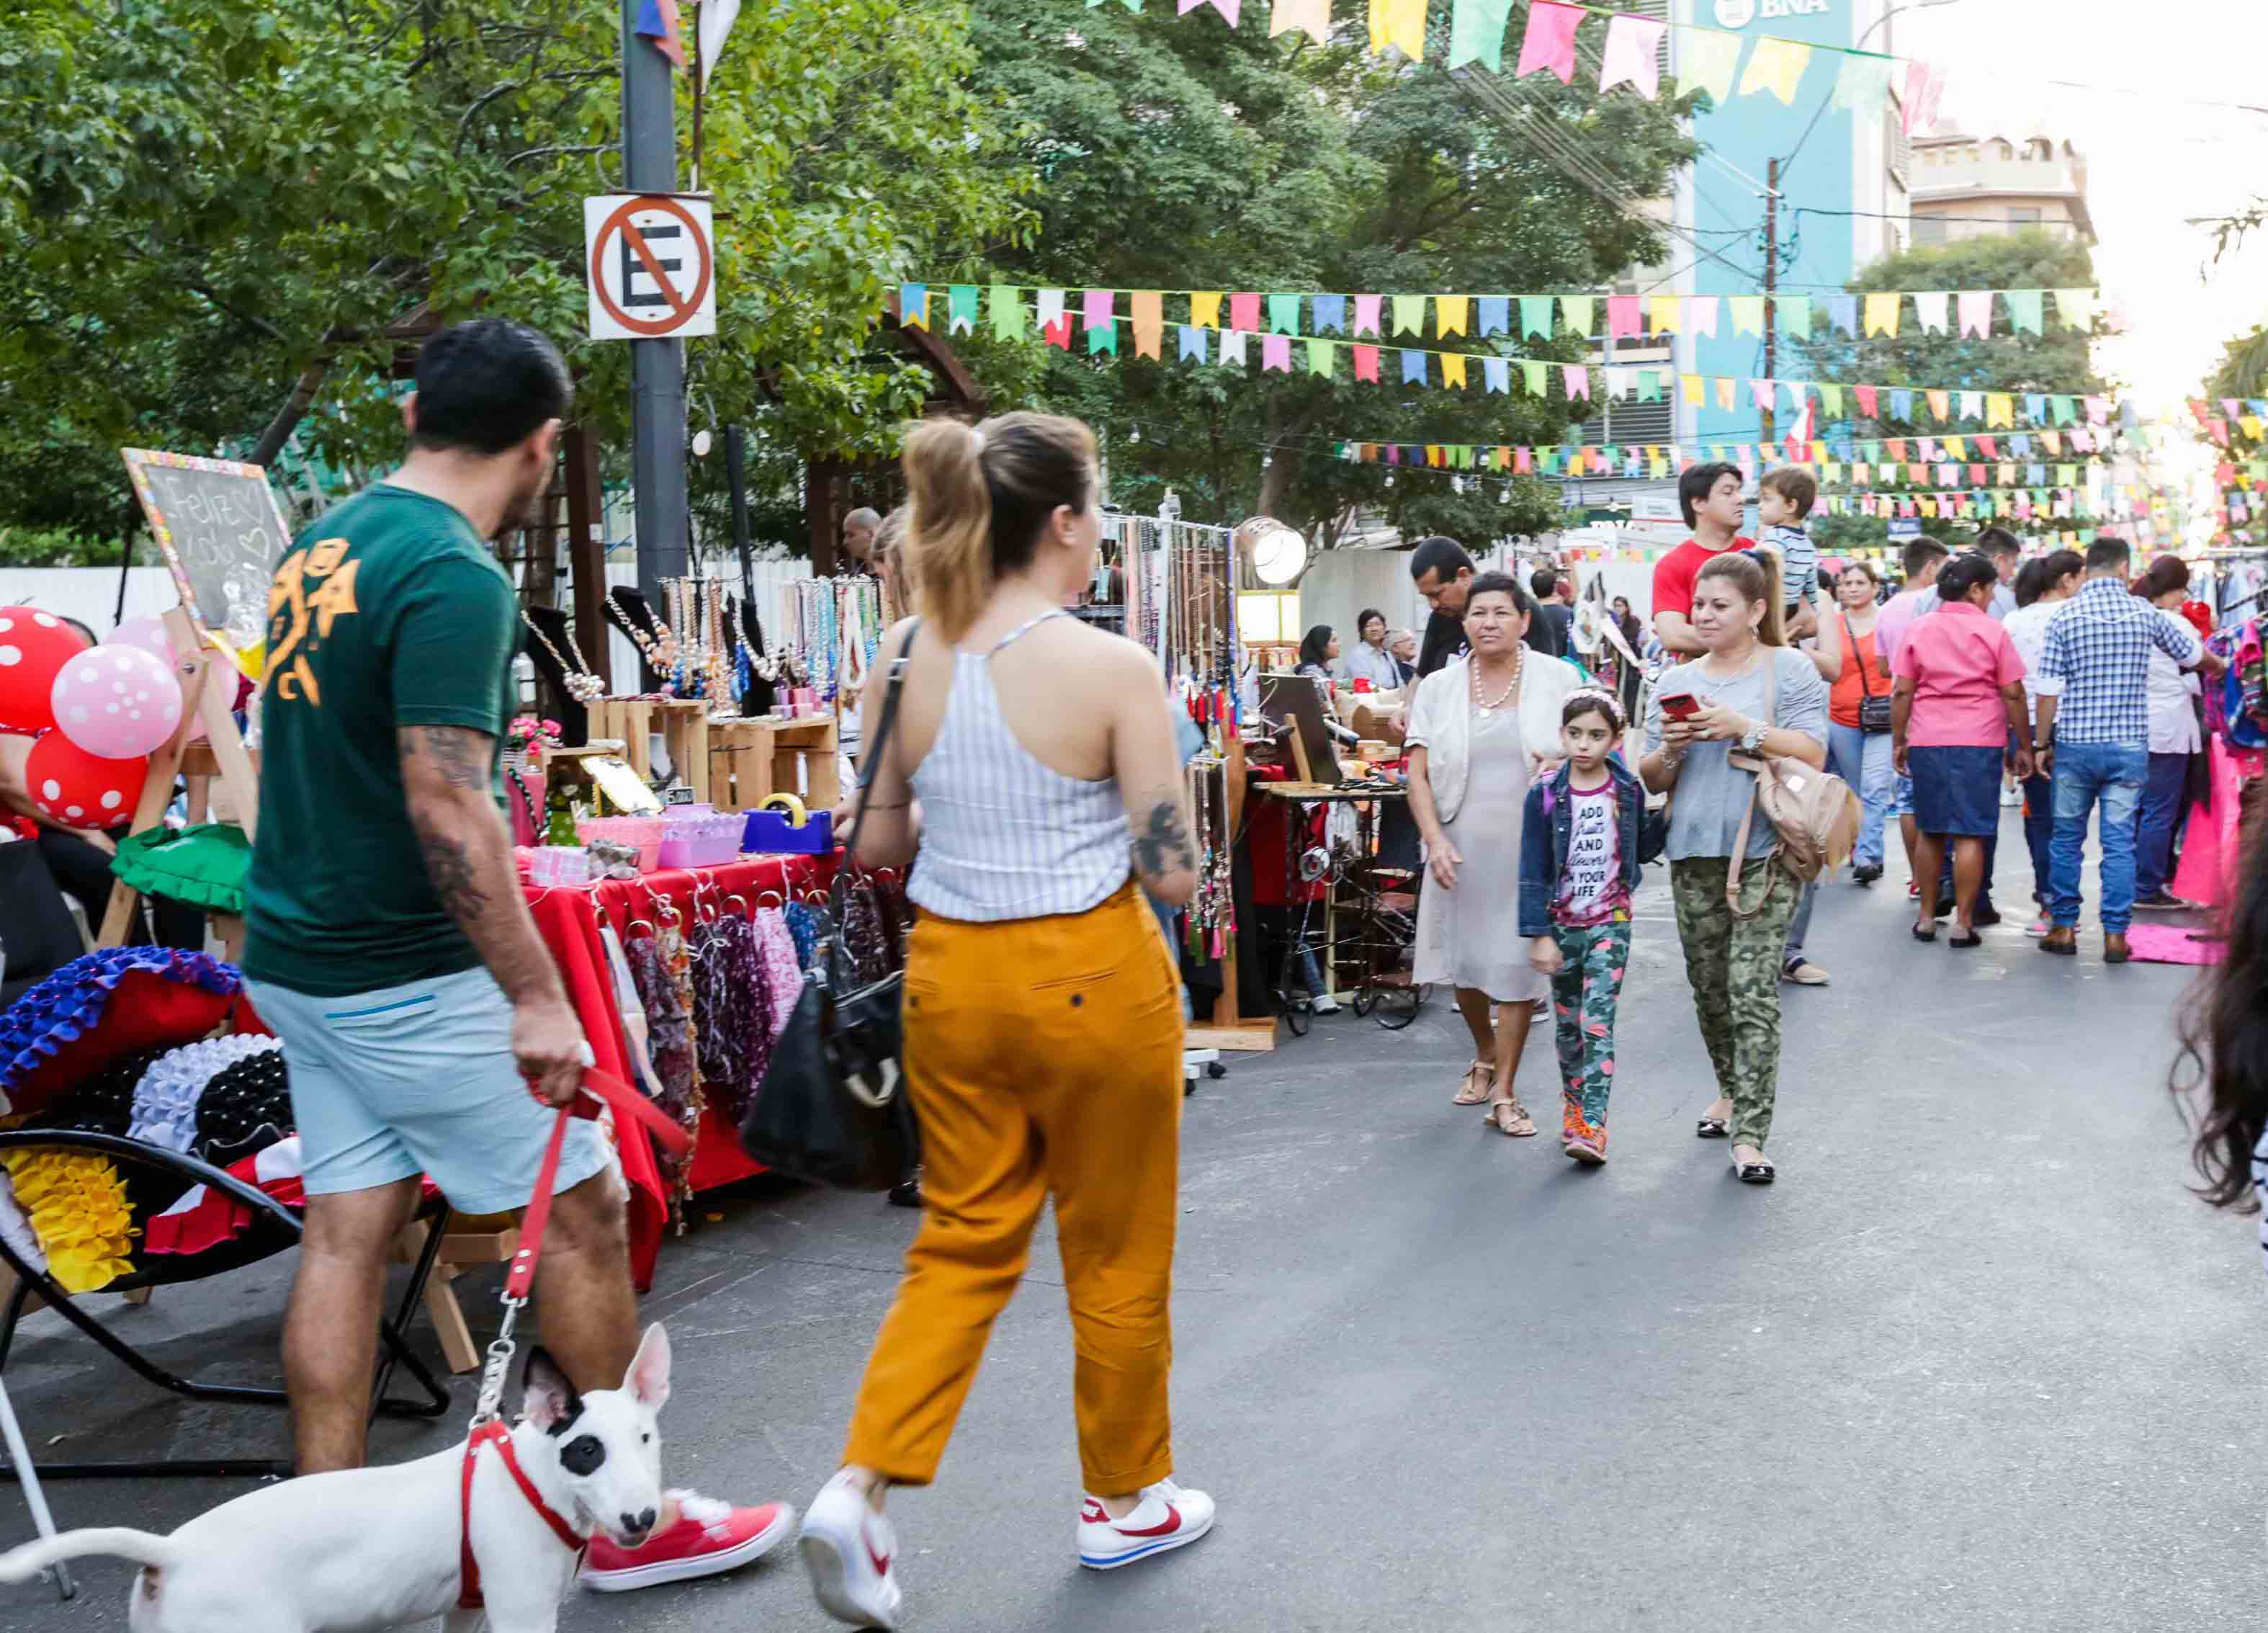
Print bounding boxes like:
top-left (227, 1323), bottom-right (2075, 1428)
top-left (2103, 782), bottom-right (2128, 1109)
top-left (1737, 720), bottom-right (1768, 753)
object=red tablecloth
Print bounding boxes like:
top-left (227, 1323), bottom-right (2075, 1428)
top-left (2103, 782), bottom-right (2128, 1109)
top-left (1245, 764), bottom-right (1326, 908)
top-left (525, 852), bottom-right (835, 1287)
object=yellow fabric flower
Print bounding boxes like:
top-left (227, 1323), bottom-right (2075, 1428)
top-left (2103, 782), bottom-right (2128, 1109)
top-left (1, 1150), bottom-right (137, 1293)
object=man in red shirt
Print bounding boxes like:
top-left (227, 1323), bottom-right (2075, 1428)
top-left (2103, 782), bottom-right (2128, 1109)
top-left (1651, 461), bottom-right (1751, 658)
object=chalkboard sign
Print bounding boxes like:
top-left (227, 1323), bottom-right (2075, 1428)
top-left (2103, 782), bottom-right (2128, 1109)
top-left (120, 449), bottom-right (295, 648)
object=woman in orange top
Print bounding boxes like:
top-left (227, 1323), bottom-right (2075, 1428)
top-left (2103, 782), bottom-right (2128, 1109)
top-left (1807, 560), bottom-right (1893, 884)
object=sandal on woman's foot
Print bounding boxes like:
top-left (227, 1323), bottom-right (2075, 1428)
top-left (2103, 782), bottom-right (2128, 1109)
top-left (1489, 1100), bottom-right (1537, 1137)
top-left (1731, 1145), bottom-right (1776, 1184)
top-left (1452, 1062), bottom-right (1496, 1106)
top-left (1948, 929), bottom-right (1981, 949)
top-left (1563, 1137), bottom-right (1606, 1165)
top-left (1911, 921), bottom-right (1938, 943)
top-left (1695, 1099), bottom-right (1732, 1139)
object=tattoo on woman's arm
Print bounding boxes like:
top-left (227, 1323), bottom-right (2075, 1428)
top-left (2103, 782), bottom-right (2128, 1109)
top-left (1132, 800), bottom-right (1194, 878)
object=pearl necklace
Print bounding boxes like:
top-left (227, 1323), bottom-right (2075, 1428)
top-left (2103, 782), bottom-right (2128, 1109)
top-left (520, 611), bottom-right (606, 702)
top-left (1471, 647), bottom-right (1523, 717)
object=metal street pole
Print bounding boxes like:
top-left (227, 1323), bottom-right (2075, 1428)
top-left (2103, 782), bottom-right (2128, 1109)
top-left (621, 0), bottom-right (690, 605)
top-left (1761, 156), bottom-right (1778, 447)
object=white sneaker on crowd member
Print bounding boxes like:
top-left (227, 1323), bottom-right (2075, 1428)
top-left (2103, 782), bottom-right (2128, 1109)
top-left (2024, 916), bottom-right (2052, 937)
top-left (800, 1470), bottom-right (902, 1629)
top-left (1077, 1479), bottom-right (1217, 1570)
top-left (1311, 996), bottom-right (1343, 1016)
top-left (2000, 783), bottom-right (2022, 807)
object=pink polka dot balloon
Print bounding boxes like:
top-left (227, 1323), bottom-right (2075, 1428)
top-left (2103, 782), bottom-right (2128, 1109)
top-left (109, 615), bottom-right (182, 666)
top-left (0, 607), bottom-right (92, 735)
top-left (24, 731), bottom-right (149, 830)
top-left (50, 643), bottom-right (183, 760)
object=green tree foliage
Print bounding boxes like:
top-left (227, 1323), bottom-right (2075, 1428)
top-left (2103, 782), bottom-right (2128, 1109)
top-left (0, 0), bottom-right (1023, 546)
top-left (946, 1), bottom-right (1699, 545)
top-left (1798, 230), bottom-right (2112, 439)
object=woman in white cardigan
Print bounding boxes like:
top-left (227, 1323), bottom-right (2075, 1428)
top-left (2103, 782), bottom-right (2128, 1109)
top-left (1406, 571), bottom-right (1585, 1135)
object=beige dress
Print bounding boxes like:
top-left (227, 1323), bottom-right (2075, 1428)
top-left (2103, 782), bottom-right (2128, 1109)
top-left (1414, 699), bottom-right (1551, 1006)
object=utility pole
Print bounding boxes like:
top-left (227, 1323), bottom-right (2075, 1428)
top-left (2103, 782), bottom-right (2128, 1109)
top-left (1761, 156), bottom-right (1779, 448)
top-left (621, 0), bottom-right (690, 606)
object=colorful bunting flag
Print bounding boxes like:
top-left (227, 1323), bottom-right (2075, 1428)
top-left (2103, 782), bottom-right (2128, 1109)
top-left (1402, 349), bottom-right (1427, 384)
top-left (634, 0), bottom-right (687, 70)
top-left (1437, 294), bottom-right (1470, 337)
top-left (1354, 344), bottom-right (1379, 381)
top-left (1043, 314), bottom-right (1072, 349)
top-left (1270, 0), bottom-right (1329, 42)
top-left (1926, 390), bottom-right (1949, 420)
top-left (1730, 296), bottom-right (1764, 336)
top-left (1832, 52), bottom-right (1894, 113)
top-left (1522, 360), bottom-right (1547, 395)
top-left (946, 284), bottom-right (978, 335)
top-left (1740, 36), bottom-right (1809, 104)
top-left (1600, 14), bottom-right (1667, 99)
top-left (2006, 290), bottom-right (2044, 335)
top-left (1088, 318), bottom-right (1117, 356)
top-left (1370, 0), bottom-right (1425, 58)
top-left (1313, 293), bottom-right (1347, 334)
top-left (1564, 364), bottom-right (1590, 401)
top-left (1682, 373), bottom-right (1703, 406)
top-left (1261, 333), bottom-right (1292, 372)
top-left (1559, 295), bottom-right (1594, 338)
top-left (1441, 352), bottom-right (1467, 388)
top-left (1958, 390), bottom-right (1982, 421)
top-left (1714, 376), bottom-right (1735, 411)
top-left (1392, 294), bottom-right (1425, 336)
top-left (1484, 357), bottom-right (1510, 393)
top-left (1648, 294), bottom-right (1681, 334)
top-left (1515, 1), bottom-right (1582, 84)
top-left (1779, 295), bottom-right (1811, 336)
top-left (1229, 290), bottom-right (1262, 331)
top-left (2055, 287), bottom-right (2097, 330)
top-left (1607, 295), bottom-right (1641, 339)
top-left (1863, 292), bottom-right (1900, 337)
top-left (1191, 290), bottom-right (1222, 328)
top-left (1689, 297), bottom-right (1719, 338)
top-left (1268, 292), bottom-right (1301, 334)
top-left (1682, 28), bottom-right (1742, 104)
top-left (1131, 290), bottom-right (1162, 357)
top-left (1353, 292), bottom-right (1381, 336)
top-left (1178, 325), bottom-right (1209, 362)
top-left (1219, 328), bottom-right (1249, 365)
top-left (900, 282), bottom-right (929, 328)
top-left (1518, 295), bottom-right (1553, 339)
top-left (1914, 291), bottom-right (1948, 334)
top-left (1826, 294), bottom-right (1857, 336)
top-left (991, 282), bottom-right (1025, 341)
top-left (1307, 337), bottom-right (1335, 377)
top-left (1477, 295), bottom-right (1510, 336)
top-left (1083, 288), bottom-right (1115, 334)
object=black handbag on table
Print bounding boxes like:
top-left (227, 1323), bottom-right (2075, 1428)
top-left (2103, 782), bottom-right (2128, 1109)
top-left (1847, 612), bottom-right (1893, 734)
top-left (738, 624), bottom-right (920, 1191)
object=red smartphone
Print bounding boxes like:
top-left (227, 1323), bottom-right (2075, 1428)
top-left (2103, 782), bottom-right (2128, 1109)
top-left (1659, 691), bottom-right (1701, 722)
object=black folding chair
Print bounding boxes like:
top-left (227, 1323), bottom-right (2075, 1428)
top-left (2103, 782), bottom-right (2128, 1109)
top-left (0, 1129), bottom-right (452, 1481)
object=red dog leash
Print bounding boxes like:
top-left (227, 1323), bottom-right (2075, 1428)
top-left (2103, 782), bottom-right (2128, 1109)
top-left (458, 1068), bottom-right (692, 1609)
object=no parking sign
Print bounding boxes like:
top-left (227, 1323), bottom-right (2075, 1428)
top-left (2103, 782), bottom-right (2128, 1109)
top-left (583, 194), bottom-right (717, 341)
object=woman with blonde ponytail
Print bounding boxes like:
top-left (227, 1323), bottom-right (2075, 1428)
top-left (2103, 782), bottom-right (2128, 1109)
top-left (797, 412), bottom-right (1214, 1628)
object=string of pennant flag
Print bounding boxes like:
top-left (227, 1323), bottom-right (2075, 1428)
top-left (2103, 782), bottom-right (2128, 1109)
top-left (905, 284), bottom-right (2120, 431)
top-left (1090, 1), bottom-right (1947, 130)
top-left (1332, 436), bottom-right (2102, 491)
top-left (909, 282), bottom-right (2099, 344)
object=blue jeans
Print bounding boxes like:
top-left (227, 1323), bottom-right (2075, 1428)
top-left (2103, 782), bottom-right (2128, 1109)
top-left (1825, 721), bottom-right (1894, 870)
top-left (2021, 771), bottom-right (2054, 905)
top-left (2134, 751), bottom-right (2190, 900)
top-left (2049, 741), bottom-right (2148, 934)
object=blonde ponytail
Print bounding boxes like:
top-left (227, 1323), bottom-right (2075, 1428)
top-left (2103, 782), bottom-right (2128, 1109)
top-left (900, 411), bottom-right (1100, 641)
top-left (902, 418), bottom-right (994, 640)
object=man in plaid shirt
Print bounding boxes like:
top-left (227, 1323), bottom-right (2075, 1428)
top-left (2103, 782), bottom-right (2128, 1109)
top-left (2032, 537), bottom-right (2223, 960)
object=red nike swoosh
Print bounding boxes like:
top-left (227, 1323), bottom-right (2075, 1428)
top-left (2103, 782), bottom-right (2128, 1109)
top-left (864, 1531), bottom-right (891, 1577)
top-left (1112, 1503), bottom-right (1181, 1539)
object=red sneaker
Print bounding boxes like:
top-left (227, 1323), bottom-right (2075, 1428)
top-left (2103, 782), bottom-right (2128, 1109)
top-left (583, 1490), bottom-right (794, 1592)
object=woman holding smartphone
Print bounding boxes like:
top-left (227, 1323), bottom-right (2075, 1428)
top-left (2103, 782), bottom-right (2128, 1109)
top-left (1641, 551), bottom-right (1829, 1184)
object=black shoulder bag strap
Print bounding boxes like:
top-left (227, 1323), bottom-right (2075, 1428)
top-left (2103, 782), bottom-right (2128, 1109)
top-left (839, 622), bottom-right (922, 858)
top-left (1845, 612), bottom-right (1875, 702)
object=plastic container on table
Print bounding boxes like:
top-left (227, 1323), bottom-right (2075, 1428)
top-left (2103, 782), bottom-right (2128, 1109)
top-left (577, 815), bottom-right (666, 873)
top-left (658, 811), bottom-right (745, 869)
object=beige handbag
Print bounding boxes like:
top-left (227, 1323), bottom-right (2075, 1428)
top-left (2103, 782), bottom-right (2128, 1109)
top-left (1725, 653), bottom-right (1860, 916)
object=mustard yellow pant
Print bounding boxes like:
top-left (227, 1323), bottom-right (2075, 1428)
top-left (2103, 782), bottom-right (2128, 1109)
top-left (844, 883), bottom-right (1185, 1493)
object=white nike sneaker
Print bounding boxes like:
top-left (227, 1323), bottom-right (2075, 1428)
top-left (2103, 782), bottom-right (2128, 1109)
top-left (799, 1470), bottom-right (903, 1629)
top-left (1076, 1478), bottom-right (1216, 1570)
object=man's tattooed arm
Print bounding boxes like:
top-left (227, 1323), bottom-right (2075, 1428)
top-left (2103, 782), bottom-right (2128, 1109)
top-left (398, 725), bottom-right (564, 1005)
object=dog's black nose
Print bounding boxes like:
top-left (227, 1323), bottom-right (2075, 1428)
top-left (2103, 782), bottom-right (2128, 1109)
top-left (623, 1508), bottom-right (657, 1537)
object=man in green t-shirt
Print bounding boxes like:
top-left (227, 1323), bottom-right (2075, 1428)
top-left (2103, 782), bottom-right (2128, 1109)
top-left (245, 320), bottom-right (786, 1585)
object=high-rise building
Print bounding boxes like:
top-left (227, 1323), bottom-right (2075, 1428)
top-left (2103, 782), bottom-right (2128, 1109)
top-left (1909, 125), bottom-right (2094, 246)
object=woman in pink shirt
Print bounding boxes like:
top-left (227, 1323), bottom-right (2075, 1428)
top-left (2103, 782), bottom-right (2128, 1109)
top-left (1890, 554), bottom-right (2035, 947)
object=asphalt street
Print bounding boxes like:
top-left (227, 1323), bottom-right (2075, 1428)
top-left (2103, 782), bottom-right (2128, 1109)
top-left (3, 810), bottom-right (2262, 1632)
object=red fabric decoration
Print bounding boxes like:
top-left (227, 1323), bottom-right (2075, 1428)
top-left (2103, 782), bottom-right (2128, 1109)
top-left (0, 607), bottom-right (92, 735)
top-left (2182, 601), bottom-right (2213, 641)
top-left (5, 969), bottom-right (240, 1122)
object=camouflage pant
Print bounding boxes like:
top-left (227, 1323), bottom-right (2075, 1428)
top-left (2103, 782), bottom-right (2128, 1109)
top-left (1669, 855), bottom-right (1800, 1150)
top-left (1550, 915), bottom-right (1630, 1150)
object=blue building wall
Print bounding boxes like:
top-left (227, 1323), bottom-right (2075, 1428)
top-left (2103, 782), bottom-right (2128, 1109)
top-left (1687, 0), bottom-right (1867, 443)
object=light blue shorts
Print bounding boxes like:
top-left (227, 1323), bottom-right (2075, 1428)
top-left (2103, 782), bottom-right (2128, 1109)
top-left (247, 967), bottom-right (611, 1215)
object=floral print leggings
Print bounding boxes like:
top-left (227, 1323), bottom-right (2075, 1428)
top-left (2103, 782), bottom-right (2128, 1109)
top-left (1548, 913), bottom-right (1630, 1150)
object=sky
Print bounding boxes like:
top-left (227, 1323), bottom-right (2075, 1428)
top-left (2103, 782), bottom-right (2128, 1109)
top-left (1899, 0), bottom-right (2268, 416)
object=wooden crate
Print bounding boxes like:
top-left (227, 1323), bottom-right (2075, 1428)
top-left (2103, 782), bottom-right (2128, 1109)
top-left (588, 697), bottom-right (659, 779)
top-left (708, 715), bottom-right (841, 812)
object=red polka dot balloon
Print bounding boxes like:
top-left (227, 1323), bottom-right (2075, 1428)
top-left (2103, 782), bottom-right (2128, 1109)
top-left (0, 607), bottom-right (93, 735)
top-left (24, 731), bottom-right (149, 830)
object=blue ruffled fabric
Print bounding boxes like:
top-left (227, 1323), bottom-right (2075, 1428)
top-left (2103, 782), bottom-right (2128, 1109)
top-left (0, 948), bottom-right (242, 1111)
top-left (784, 900), bottom-right (820, 969)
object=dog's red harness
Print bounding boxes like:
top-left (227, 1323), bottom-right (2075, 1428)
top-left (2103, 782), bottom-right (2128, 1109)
top-left (455, 1071), bottom-right (691, 1611)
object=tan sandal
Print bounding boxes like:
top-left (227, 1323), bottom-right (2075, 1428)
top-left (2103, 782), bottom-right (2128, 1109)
top-left (1452, 1062), bottom-right (1496, 1105)
top-left (1489, 1099), bottom-right (1536, 1137)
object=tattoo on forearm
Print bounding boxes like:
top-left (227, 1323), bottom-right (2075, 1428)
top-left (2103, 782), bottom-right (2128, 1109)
top-left (1132, 799), bottom-right (1195, 879)
top-left (416, 831), bottom-right (488, 925)
top-left (401, 725), bottom-right (491, 791)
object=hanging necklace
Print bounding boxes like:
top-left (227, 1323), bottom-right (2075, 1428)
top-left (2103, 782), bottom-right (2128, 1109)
top-left (519, 611), bottom-right (606, 702)
top-left (1471, 645), bottom-right (1523, 717)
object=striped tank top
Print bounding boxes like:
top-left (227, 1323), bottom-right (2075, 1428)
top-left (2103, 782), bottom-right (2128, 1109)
top-left (906, 609), bottom-right (1132, 923)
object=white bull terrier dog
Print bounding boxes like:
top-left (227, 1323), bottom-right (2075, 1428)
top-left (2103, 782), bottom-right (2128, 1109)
top-left (0, 1323), bottom-right (682, 1633)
